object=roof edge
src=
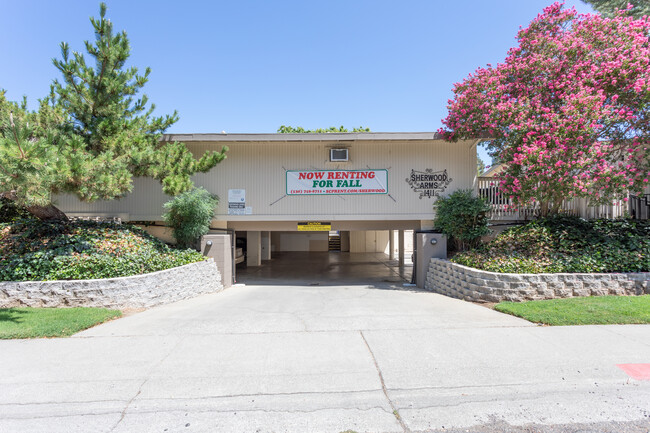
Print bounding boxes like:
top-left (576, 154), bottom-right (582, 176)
top-left (162, 132), bottom-right (447, 142)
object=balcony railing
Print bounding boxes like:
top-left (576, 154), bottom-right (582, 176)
top-left (629, 194), bottom-right (650, 220)
top-left (477, 177), bottom-right (629, 221)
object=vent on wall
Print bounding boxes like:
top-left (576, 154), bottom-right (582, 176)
top-left (330, 148), bottom-right (349, 162)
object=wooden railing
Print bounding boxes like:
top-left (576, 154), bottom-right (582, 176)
top-left (629, 194), bottom-right (650, 220)
top-left (477, 177), bottom-right (628, 221)
top-left (477, 177), bottom-right (537, 220)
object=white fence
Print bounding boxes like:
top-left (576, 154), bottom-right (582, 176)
top-left (477, 177), bottom-right (629, 221)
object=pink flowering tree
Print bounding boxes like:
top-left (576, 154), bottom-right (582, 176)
top-left (439, 2), bottom-right (650, 216)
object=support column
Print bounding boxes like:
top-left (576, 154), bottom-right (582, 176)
top-left (261, 231), bottom-right (271, 261)
top-left (389, 230), bottom-right (395, 260)
top-left (247, 231), bottom-right (262, 267)
top-left (201, 234), bottom-right (232, 288)
top-left (398, 229), bottom-right (405, 266)
top-left (420, 219), bottom-right (435, 230)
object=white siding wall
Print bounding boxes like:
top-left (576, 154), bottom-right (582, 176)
top-left (349, 231), bottom-right (365, 253)
top-left (349, 230), bottom-right (391, 253)
top-left (267, 230), bottom-right (389, 253)
top-left (270, 232), bottom-right (328, 252)
top-left (55, 139), bottom-right (477, 223)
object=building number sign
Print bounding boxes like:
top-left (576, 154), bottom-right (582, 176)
top-left (406, 169), bottom-right (452, 199)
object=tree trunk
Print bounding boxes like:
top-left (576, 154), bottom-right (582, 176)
top-left (550, 200), bottom-right (562, 216)
top-left (1, 191), bottom-right (69, 221)
top-left (26, 204), bottom-right (69, 221)
top-left (539, 200), bottom-right (549, 217)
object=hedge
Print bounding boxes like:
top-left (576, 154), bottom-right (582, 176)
top-left (452, 216), bottom-right (650, 274)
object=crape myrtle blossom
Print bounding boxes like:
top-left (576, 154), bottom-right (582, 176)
top-left (439, 2), bottom-right (650, 216)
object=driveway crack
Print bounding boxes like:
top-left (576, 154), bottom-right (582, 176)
top-left (108, 336), bottom-right (185, 432)
top-left (360, 330), bottom-right (410, 433)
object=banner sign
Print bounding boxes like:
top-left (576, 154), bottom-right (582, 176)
top-left (406, 169), bottom-right (452, 199)
top-left (287, 170), bottom-right (388, 195)
top-left (297, 222), bottom-right (331, 231)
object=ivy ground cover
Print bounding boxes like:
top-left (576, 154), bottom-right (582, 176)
top-left (0, 218), bottom-right (206, 281)
top-left (452, 216), bottom-right (650, 274)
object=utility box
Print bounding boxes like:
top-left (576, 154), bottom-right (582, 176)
top-left (200, 234), bottom-right (233, 288)
top-left (414, 231), bottom-right (447, 289)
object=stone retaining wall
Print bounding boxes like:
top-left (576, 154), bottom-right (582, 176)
top-left (425, 258), bottom-right (650, 303)
top-left (0, 259), bottom-right (223, 309)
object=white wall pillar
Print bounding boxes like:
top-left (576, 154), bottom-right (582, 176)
top-left (420, 219), bottom-right (435, 230)
top-left (340, 231), bottom-right (350, 252)
top-left (247, 231), bottom-right (262, 267)
top-left (261, 231), bottom-right (271, 260)
top-left (398, 229), bottom-right (405, 266)
top-left (389, 230), bottom-right (395, 260)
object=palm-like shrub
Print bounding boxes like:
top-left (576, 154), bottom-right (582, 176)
top-left (163, 188), bottom-right (218, 249)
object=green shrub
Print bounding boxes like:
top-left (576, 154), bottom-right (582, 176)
top-left (0, 198), bottom-right (31, 223)
top-left (0, 218), bottom-right (206, 281)
top-left (433, 189), bottom-right (491, 251)
top-left (163, 187), bottom-right (218, 249)
top-left (452, 215), bottom-right (650, 273)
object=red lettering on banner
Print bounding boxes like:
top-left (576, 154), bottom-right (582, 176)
top-left (289, 170), bottom-right (386, 195)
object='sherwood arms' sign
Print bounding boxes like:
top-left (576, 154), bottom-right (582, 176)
top-left (406, 169), bottom-right (452, 199)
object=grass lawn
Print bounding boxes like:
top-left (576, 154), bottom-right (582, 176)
top-left (0, 307), bottom-right (122, 339)
top-left (495, 295), bottom-right (650, 326)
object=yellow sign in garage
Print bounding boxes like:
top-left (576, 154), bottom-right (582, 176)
top-left (297, 222), bottom-right (332, 231)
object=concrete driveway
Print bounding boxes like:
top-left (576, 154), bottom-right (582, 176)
top-left (1, 284), bottom-right (649, 433)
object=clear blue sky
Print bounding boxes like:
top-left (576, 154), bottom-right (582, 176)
top-left (1, 0), bottom-right (595, 164)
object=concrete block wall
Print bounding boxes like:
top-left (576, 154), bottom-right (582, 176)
top-left (0, 259), bottom-right (223, 309)
top-left (425, 258), bottom-right (650, 303)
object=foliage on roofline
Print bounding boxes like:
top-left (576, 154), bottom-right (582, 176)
top-left (277, 125), bottom-right (370, 133)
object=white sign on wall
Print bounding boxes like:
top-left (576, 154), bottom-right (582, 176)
top-left (286, 170), bottom-right (388, 195)
top-left (228, 189), bottom-right (246, 215)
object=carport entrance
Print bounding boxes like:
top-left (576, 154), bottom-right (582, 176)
top-left (236, 251), bottom-right (412, 288)
top-left (228, 224), bottom-right (418, 287)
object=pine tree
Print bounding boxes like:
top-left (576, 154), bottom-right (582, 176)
top-left (0, 92), bottom-right (71, 220)
top-left (581, 0), bottom-right (650, 19)
top-left (0, 3), bottom-right (227, 221)
top-left (477, 156), bottom-right (486, 176)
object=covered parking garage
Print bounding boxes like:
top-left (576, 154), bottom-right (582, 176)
top-left (235, 251), bottom-right (411, 287)
top-left (233, 225), bottom-right (416, 286)
top-left (56, 132), bottom-right (478, 286)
